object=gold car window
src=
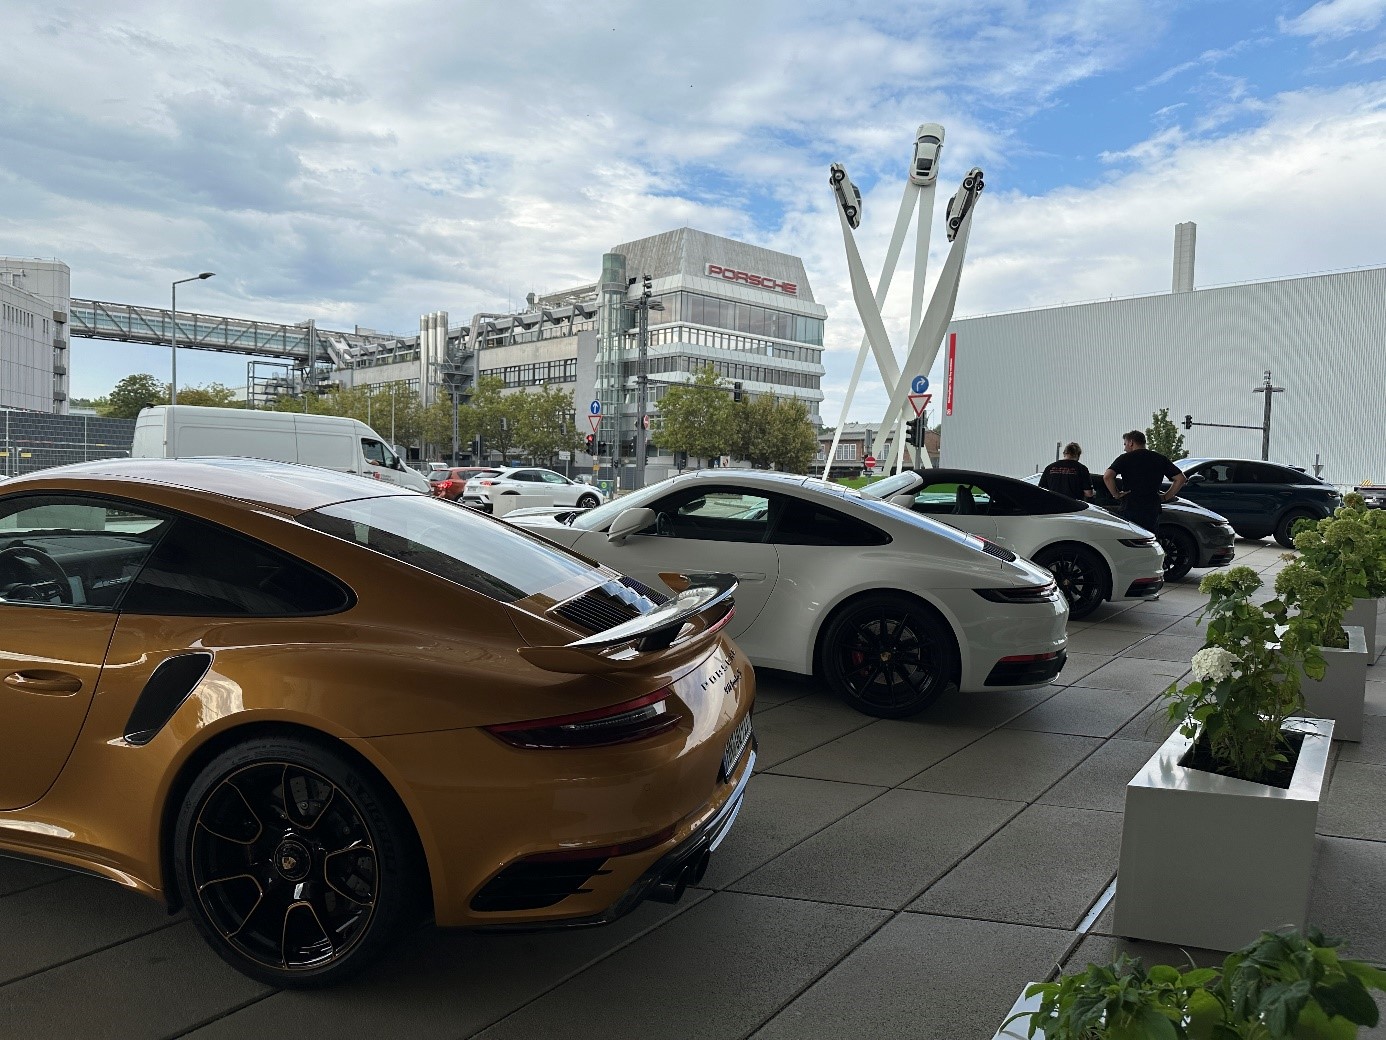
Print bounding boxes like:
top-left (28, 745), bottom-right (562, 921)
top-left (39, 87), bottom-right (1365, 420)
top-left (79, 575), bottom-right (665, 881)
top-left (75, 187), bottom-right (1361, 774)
top-left (120, 516), bottom-right (351, 617)
top-left (0, 494), bottom-right (169, 609)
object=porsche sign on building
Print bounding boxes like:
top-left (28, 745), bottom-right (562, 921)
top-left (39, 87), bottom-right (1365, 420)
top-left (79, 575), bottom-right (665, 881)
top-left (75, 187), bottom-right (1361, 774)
top-left (942, 259), bottom-right (1386, 487)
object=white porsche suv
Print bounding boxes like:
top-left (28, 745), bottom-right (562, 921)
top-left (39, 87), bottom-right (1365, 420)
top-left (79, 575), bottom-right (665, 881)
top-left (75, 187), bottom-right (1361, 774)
top-left (462, 467), bottom-right (606, 512)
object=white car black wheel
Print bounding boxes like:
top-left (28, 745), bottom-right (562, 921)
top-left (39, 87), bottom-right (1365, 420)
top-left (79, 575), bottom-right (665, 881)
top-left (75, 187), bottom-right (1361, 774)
top-left (820, 594), bottom-right (957, 718)
top-left (1033, 545), bottom-right (1108, 620)
top-left (577, 494), bottom-right (600, 509)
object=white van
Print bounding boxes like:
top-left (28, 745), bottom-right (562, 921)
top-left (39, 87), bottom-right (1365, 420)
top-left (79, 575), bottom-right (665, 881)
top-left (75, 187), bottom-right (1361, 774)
top-left (131, 405), bottom-right (430, 492)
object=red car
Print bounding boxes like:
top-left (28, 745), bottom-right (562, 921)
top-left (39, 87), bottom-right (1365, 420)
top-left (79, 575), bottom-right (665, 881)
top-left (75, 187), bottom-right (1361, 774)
top-left (429, 467), bottom-right (500, 501)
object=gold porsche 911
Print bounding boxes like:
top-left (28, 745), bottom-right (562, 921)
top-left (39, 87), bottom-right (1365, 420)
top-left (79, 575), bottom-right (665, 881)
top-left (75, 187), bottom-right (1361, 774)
top-left (0, 457), bottom-right (755, 987)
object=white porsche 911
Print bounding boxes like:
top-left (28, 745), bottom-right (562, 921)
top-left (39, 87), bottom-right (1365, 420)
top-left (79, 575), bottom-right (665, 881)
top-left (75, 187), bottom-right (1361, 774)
top-left (506, 470), bottom-right (1068, 719)
top-left (862, 468), bottom-right (1166, 620)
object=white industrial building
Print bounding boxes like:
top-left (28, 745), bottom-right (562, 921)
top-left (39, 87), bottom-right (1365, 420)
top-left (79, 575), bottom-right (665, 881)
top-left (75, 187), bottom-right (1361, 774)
top-left (942, 226), bottom-right (1386, 487)
top-left (0, 258), bottom-right (70, 414)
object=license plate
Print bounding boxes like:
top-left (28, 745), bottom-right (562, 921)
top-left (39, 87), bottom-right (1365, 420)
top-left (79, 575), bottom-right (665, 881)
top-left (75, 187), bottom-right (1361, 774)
top-left (721, 713), bottom-right (753, 781)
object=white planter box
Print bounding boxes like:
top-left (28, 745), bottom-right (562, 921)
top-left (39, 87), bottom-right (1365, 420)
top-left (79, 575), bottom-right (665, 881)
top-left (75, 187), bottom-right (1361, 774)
top-left (1300, 625), bottom-right (1367, 742)
top-left (1113, 717), bottom-right (1334, 952)
top-left (1345, 600), bottom-right (1379, 666)
top-left (491, 493), bottom-right (553, 516)
top-left (994, 989), bottom-right (1042, 1039)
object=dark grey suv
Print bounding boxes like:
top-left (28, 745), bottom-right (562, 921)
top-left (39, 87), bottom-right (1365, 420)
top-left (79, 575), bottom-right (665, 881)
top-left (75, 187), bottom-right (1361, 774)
top-left (1173, 459), bottom-right (1342, 548)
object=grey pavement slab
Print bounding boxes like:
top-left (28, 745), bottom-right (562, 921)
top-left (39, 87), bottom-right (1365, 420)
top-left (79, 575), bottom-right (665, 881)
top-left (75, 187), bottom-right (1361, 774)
top-left (698, 773), bottom-right (886, 890)
top-left (750, 693), bottom-right (875, 769)
top-left (473, 892), bottom-right (891, 1040)
top-left (1070, 655), bottom-right (1188, 695)
top-left (732, 789), bottom-right (1022, 909)
top-left (1310, 836), bottom-right (1386, 965)
top-left (1092, 611), bottom-right (1182, 634)
top-left (1365, 679), bottom-right (1386, 716)
top-left (1118, 632), bottom-right (1206, 665)
top-left (1038, 738), bottom-right (1163, 813)
top-left (0, 875), bottom-right (176, 982)
top-left (0, 921), bottom-right (270, 1040)
top-left (903, 729), bottom-right (1103, 803)
top-left (1006, 684), bottom-right (1159, 738)
top-left (910, 803), bottom-right (1124, 930)
top-left (918, 684), bottom-right (1061, 728)
top-left (1064, 626), bottom-right (1151, 657)
top-left (753, 668), bottom-right (817, 709)
top-left (1114, 696), bottom-right (1181, 743)
top-left (185, 897), bottom-right (709, 1040)
top-left (750, 915), bottom-right (1075, 1040)
top-left (769, 719), bottom-right (989, 786)
top-left (0, 855), bottom-right (65, 898)
top-left (1318, 762), bottom-right (1386, 842)
top-left (1337, 714), bottom-right (1386, 764)
top-left (1052, 651), bottom-right (1108, 685)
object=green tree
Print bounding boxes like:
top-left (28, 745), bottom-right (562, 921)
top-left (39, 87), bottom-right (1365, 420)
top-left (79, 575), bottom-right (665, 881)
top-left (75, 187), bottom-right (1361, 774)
top-left (174, 383), bottom-right (242, 408)
top-left (764, 396), bottom-right (819, 472)
top-left (1147, 407), bottom-right (1188, 461)
top-left (468, 376), bottom-right (524, 462)
top-left (657, 366), bottom-right (736, 464)
top-left (104, 373), bottom-right (168, 417)
top-left (515, 386), bottom-right (580, 464)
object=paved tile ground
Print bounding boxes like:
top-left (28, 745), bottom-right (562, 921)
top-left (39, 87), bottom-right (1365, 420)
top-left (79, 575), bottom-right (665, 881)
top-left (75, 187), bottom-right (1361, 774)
top-left (2, 539), bottom-right (1384, 1039)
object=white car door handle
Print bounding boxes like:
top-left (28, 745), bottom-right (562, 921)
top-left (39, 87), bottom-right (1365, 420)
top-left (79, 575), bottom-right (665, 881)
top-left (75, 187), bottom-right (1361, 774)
top-left (734, 572), bottom-right (767, 582)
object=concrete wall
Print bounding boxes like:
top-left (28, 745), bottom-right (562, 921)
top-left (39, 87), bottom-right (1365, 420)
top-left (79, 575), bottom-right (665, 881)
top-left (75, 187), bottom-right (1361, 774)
top-left (0, 259), bottom-right (70, 414)
top-left (942, 266), bottom-right (1386, 486)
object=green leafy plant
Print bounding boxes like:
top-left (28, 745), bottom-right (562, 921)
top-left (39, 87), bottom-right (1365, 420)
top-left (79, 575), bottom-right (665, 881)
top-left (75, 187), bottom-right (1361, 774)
top-left (1008, 928), bottom-right (1386, 1039)
top-left (1147, 408), bottom-right (1189, 462)
top-left (1275, 497), bottom-right (1386, 649)
top-left (1161, 567), bottom-right (1324, 784)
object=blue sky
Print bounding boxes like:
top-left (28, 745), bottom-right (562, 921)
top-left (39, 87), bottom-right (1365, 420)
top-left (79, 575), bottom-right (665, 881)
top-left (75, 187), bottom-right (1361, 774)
top-left (4, 0), bottom-right (1386, 422)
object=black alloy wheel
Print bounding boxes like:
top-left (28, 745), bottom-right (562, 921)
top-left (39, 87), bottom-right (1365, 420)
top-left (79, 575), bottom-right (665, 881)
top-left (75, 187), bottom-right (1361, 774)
top-left (1033, 545), bottom-right (1108, 620)
top-left (1274, 509), bottom-right (1316, 549)
top-left (577, 494), bottom-right (600, 509)
top-left (175, 738), bottom-right (420, 988)
top-left (820, 593), bottom-right (958, 718)
top-left (1158, 526), bottom-right (1198, 583)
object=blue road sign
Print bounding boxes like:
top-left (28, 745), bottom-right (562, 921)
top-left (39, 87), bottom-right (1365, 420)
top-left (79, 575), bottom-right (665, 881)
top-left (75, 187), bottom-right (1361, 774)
top-left (910, 375), bottom-right (929, 394)
top-left (589, 400), bottom-right (602, 415)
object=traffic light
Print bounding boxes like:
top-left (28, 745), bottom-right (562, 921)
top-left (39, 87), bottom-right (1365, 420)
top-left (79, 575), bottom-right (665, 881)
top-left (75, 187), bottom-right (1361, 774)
top-left (733, 381), bottom-right (743, 402)
top-left (1183, 414), bottom-right (1194, 430)
top-left (905, 415), bottom-right (926, 444)
top-left (584, 433), bottom-right (594, 453)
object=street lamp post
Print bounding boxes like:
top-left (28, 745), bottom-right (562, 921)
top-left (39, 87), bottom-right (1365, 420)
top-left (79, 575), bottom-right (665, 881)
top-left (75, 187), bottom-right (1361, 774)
top-left (170, 272), bottom-right (215, 404)
top-left (1252, 369), bottom-right (1284, 462)
top-left (624, 275), bottom-right (664, 491)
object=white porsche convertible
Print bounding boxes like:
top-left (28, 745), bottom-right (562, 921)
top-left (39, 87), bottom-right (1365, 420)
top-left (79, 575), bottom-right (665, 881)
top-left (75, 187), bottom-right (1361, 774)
top-left (506, 470), bottom-right (1069, 718)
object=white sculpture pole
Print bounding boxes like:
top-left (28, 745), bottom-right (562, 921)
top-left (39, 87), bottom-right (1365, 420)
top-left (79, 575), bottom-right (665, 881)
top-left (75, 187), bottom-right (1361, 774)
top-left (821, 180), bottom-right (921, 479)
top-left (876, 198), bottom-right (977, 438)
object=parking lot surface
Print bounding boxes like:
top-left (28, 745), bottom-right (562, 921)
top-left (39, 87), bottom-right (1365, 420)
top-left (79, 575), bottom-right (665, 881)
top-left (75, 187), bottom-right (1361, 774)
top-left (2, 539), bottom-right (1383, 1039)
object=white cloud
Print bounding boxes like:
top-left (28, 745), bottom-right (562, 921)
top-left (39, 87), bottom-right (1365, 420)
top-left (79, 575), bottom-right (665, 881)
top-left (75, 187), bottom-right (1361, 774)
top-left (3, 0), bottom-right (1382, 428)
top-left (1280, 0), bottom-right (1386, 39)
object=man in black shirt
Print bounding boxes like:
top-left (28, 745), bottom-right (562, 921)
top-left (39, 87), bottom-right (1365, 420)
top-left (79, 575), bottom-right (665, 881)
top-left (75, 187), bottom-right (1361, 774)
top-left (1039, 442), bottom-right (1094, 501)
top-left (1104, 429), bottom-right (1186, 535)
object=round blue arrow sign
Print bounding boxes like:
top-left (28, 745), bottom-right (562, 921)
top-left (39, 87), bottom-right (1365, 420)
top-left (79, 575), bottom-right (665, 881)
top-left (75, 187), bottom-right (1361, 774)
top-left (910, 375), bottom-right (929, 394)
top-left (589, 400), bottom-right (602, 415)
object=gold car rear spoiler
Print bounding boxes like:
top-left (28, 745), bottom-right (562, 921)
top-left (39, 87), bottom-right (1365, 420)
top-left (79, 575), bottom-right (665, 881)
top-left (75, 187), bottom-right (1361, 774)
top-left (518, 573), bottom-right (737, 674)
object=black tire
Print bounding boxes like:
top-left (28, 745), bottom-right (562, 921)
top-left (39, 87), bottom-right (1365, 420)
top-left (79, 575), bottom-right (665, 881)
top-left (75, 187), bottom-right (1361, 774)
top-left (174, 737), bottom-right (422, 988)
top-left (830, 169), bottom-right (844, 185)
top-left (577, 493), bottom-right (600, 509)
top-left (1275, 510), bottom-right (1316, 549)
top-left (819, 593), bottom-right (958, 718)
top-left (1033, 544), bottom-right (1109, 621)
top-left (1158, 525), bottom-right (1198, 583)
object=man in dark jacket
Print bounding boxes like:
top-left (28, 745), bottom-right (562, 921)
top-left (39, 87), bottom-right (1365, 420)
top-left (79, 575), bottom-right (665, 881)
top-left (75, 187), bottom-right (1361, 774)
top-left (1104, 430), bottom-right (1185, 535)
top-left (1039, 442), bottom-right (1094, 501)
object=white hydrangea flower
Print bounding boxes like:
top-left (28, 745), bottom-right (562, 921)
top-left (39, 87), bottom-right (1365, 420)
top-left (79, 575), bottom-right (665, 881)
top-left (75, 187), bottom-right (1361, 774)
top-left (1191, 646), bottom-right (1239, 683)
